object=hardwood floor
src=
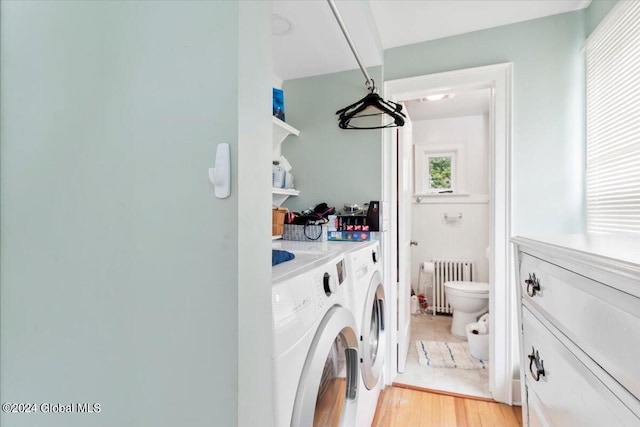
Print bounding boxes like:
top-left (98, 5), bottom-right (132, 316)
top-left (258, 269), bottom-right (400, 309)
top-left (372, 386), bottom-right (523, 427)
top-left (313, 378), bottom-right (346, 427)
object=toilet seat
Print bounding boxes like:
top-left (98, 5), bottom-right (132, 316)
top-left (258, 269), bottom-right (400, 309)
top-left (444, 281), bottom-right (489, 294)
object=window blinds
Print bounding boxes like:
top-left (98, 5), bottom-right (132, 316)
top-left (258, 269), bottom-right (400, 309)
top-left (586, 1), bottom-right (640, 235)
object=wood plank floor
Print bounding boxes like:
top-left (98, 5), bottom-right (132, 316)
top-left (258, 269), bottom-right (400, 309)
top-left (372, 386), bottom-right (523, 427)
top-left (313, 379), bottom-right (345, 427)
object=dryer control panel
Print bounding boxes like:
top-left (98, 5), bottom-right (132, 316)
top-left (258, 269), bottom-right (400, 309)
top-left (336, 258), bottom-right (346, 285)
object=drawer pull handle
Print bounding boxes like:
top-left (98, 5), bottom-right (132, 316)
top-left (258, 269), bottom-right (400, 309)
top-left (525, 273), bottom-right (540, 297)
top-left (528, 347), bottom-right (545, 381)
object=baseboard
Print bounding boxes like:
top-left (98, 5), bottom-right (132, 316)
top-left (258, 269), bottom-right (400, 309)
top-left (512, 379), bottom-right (522, 406)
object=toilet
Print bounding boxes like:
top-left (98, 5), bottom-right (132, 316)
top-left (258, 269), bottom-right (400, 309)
top-left (444, 281), bottom-right (490, 338)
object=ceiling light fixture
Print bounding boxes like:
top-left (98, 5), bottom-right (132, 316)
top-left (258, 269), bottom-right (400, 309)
top-left (424, 93), bottom-right (455, 101)
top-left (272, 14), bottom-right (293, 36)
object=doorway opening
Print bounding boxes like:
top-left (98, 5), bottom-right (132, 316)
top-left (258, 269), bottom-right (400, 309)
top-left (395, 87), bottom-right (493, 398)
top-left (381, 63), bottom-right (516, 404)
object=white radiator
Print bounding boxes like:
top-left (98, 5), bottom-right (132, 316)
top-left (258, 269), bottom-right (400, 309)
top-left (432, 258), bottom-right (474, 314)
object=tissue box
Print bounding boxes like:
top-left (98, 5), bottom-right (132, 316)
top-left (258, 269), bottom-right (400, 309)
top-left (328, 215), bottom-right (371, 232)
top-left (282, 224), bottom-right (327, 242)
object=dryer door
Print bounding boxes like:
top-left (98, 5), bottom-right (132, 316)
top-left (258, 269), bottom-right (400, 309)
top-left (361, 270), bottom-right (386, 390)
top-left (291, 305), bottom-right (359, 427)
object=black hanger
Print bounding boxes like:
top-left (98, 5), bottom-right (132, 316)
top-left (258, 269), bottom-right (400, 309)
top-left (335, 81), bottom-right (406, 130)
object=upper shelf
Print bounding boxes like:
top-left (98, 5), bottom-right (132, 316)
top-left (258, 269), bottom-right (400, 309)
top-left (272, 187), bottom-right (300, 207)
top-left (272, 117), bottom-right (300, 151)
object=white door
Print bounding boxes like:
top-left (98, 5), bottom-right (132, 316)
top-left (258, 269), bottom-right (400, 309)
top-left (397, 111), bottom-right (413, 372)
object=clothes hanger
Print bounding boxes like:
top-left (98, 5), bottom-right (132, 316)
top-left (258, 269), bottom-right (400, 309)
top-left (327, 0), bottom-right (406, 130)
top-left (335, 80), bottom-right (406, 130)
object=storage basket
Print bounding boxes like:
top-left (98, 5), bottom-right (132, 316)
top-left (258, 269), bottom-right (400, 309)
top-left (272, 208), bottom-right (287, 237)
top-left (282, 223), bottom-right (328, 242)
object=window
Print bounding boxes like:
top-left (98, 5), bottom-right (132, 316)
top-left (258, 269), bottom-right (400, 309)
top-left (585, 1), bottom-right (640, 235)
top-left (427, 153), bottom-right (454, 192)
top-left (414, 144), bottom-right (465, 195)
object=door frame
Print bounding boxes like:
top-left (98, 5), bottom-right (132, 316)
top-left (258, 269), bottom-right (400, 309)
top-left (381, 63), bottom-right (515, 404)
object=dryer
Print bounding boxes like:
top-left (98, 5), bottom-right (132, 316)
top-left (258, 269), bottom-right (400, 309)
top-left (343, 241), bottom-right (386, 427)
top-left (272, 254), bottom-right (360, 427)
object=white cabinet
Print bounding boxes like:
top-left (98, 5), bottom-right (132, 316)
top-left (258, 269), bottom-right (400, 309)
top-left (272, 117), bottom-right (300, 207)
top-left (513, 235), bottom-right (640, 427)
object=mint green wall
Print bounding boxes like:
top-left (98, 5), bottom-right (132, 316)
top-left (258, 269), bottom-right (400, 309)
top-left (385, 11), bottom-right (586, 234)
top-left (0, 1), bottom-right (272, 426)
top-left (586, 0), bottom-right (618, 36)
top-left (282, 67), bottom-right (383, 212)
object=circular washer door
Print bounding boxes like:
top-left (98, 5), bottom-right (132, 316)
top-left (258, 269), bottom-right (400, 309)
top-left (291, 305), bottom-right (359, 427)
top-left (361, 270), bottom-right (386, 390)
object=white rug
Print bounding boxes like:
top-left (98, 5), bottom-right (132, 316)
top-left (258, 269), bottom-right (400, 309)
top-left (415, 340), bottom-right (487, 370)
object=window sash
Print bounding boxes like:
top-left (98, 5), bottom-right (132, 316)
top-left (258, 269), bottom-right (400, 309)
top-left (426, 153), bottom-right (455, 192)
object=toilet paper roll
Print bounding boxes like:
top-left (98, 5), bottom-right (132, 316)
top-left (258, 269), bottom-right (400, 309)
top-left (421, 261), bottom-right (435, 274)
top-left (478, 320), bottom-right (488, 334)
top-left (478, 313), bottom-right (490, 334)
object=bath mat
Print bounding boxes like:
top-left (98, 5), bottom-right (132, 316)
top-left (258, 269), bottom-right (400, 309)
top-left (415, 341), bottom-right (487, 369)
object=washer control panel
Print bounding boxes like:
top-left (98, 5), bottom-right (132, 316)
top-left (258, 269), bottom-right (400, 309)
top-left (316, 256), bottom-right (346, 304)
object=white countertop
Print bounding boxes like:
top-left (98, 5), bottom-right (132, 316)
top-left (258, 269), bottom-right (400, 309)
top-left (272, 240), bottom-right (376, 284)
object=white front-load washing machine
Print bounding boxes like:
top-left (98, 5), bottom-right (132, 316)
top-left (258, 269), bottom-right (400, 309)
top-left (343, 241), bottom-right (386, 427)
top-left (272, 253), bottom-right (360, 427)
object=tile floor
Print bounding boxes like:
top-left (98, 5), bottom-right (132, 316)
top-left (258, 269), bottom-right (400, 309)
top-left (394, 313), bottom-right (492, 399)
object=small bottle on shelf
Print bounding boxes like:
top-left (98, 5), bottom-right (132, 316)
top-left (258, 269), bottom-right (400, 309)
top-left (272, 161), bottom-right (285, 188)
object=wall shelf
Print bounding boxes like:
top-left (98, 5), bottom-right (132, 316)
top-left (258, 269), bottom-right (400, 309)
top-left (272, 117), bottom-right (300, 207)
top-left (272, 187), bottom-right (300, 207)
top-left (272, 116), bottom-right (300, 151)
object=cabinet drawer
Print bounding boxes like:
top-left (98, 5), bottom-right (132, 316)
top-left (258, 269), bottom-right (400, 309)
top-left (526, 386), bottom-right (552, 427)
top-left (520, 253), bottom-right (640, 399)
top-left (522, 307), bottom-right (639, 426)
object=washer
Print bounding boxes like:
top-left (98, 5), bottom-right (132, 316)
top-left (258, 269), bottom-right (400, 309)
top-left (272, 252), bottom-right (360, 427)
top-left (343, 241), bottom-right (386, 427)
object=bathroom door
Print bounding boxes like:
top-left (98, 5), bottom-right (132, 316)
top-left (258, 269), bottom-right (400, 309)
top-left (397, 110), bottom-right (413, 372)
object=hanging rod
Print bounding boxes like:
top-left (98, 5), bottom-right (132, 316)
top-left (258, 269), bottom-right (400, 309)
top-left (327, 0), bottom-right (376, 92)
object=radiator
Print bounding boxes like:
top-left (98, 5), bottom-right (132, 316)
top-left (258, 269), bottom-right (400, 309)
top-left (432, 258), bottom-right (474, 314)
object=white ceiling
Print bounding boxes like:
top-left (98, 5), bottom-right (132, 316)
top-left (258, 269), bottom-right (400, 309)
top-left (370, 0), bottom-right (591, 49)
top-left (272, 0), bottom-right (591, 81)
top-left (272, 1), bottom-right (382, 82)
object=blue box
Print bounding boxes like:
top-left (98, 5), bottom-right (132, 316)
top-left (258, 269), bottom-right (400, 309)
top-left (273, 88), bottom-right (285, 121)
top-left (328, 231), bottom-right (371, 241)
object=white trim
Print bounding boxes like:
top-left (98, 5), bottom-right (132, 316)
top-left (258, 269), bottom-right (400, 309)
top-left (381, 136), bottom-right (398, 384)
top-left (414, 144), bottom-right (466, 195)
top-left (414, 194), bottom-right (489, 204)
top-left (512, 379), bottom-right (522, 406)
top-left (382, 63), bottom-right (514, 404)
top-left (273, 74), bottom-right (283, 89)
